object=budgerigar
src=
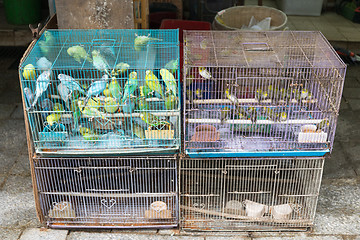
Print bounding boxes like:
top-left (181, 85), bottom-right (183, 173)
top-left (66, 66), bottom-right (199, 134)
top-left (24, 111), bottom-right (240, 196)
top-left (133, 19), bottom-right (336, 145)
top-left (46, 103), bottom-right (64, 126)
top-left (104, 97), bottom-right (118, 113)
top-left (108, 77), bottom-right (122, 100)
top-left (145, 70), bottom-right (164, 98)
top-left (58, 74), bottom-right (86, 95)
top-left (141, 85), bottom-right (154, 98)
top-left (121, 71), bottom-right (138, 104)
top-left (263, 107), bottom-right (278, 122)
top-left (23, 87), bottom-right (34, 108)
top-left (199, 67), bottom-right (212, 79)
top-left (57, 83), bottom-right (72, 110)
top-left (79, 127), bottom-right (99, 141)
top-left (38, 31), bottom-right (55, 57)
top-left (301, 88), bottom-right (312, 100)
top-left (164, 92), bottom-right (178, 110)
top-left (67, 45), bottom-right (92, 64)
top-left (111, 62), bottom-right (130, 76)
top-left (137, 86), bottom-right (149, 111)
top-left (22, 64), bottom-right (36, 80)
top-left (225, 88), bottom-right (240, 106)
top-left (92, 50), bottom-right (111, 76)
top-left (140, 112), bottom-right (168, 127)
top-left (82, 74), bottom-right (109, 110)
top-left (220, 107), bottom-right (230, 124)
top-left (255, 89), bottom-right (268, 102)
top-left (36, 57), bottom-right (52, 70)
top-left (30, 70), bottom-right (51, 109)
top-left (160, 68), bottom-right (177, 96)
top-left (278, 112), bottom-right (287, 122)
top-left (316, 119), bottom-right (329, 131)
top-left (236, 106), bottom-right (250, 120)
top-left (134, 33), bottom-right (162, 51)
top-left (164, 59), bottom-right (178, 74)
top-left (133, 122), bottom-right (145, 139)
top-left (46, 113), bottom-right (61, 126)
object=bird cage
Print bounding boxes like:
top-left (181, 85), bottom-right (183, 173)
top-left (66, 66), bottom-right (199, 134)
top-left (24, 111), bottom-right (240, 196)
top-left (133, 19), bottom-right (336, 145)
top-left (180, 157), bottom-right (324, 231)
top-left (32, 156), bottom-right (178, 228)
top-left (19, 29), bottom-right (180, 155)
top-left (183, 31), bottom-right (346, 158)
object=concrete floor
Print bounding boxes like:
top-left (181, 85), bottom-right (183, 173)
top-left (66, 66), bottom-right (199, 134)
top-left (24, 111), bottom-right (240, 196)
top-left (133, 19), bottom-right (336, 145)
top-left (0, 49), bottom-right (360, 239)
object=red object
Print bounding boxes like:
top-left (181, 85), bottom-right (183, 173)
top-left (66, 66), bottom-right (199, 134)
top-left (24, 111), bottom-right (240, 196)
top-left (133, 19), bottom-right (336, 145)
top-left (149, 12), bottom-right (177, 29)
top-left (160, 20), bottom-right (212, 82)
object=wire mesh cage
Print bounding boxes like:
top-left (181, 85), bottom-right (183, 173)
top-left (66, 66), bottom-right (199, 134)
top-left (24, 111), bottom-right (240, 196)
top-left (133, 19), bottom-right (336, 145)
top-left (19, 29), bottom-right (180, 155)
top-left (32, 156), bottom-right (178, 228)
top-left (183, 31), bottom-right (346, 157)
top-left (180, 157), bottom-right (324, 231)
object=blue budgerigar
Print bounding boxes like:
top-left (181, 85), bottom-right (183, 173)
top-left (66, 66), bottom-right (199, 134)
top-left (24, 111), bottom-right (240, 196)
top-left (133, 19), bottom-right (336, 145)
top-left (82, 74), bottom-right (109, 110)
top-left (57, 83), bottom-right (72, 110)
top-left (36, 57), bottom-right (52, 70)
top-left (58, 74), bottom-right (86, 95)
top-left (121, 71), bottom-right (138, 104)
top-left (92, 50), bottom-right (111, 76)
top-left (30, 70), bottom-right (51, 109)
top-left (23, 87), bottom-right (34, 108)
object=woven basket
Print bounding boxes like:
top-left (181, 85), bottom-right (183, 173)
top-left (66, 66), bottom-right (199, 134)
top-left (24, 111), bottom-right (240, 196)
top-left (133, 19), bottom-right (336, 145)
top-left (212, 6), bottom-right (287, 31)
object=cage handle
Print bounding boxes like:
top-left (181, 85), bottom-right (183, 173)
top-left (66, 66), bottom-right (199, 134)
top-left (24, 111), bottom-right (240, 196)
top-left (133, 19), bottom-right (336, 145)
top-left (242, 42), bottom-right (271, 51)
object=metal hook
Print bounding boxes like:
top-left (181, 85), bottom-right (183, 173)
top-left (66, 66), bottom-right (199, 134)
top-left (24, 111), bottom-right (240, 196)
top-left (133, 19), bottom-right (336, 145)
top-left (29, 23), bottom-right (41, 40)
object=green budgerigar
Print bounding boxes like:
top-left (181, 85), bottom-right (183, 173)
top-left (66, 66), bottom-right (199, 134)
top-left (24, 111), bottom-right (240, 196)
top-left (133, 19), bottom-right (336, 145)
top-left (164, 59), bottom-right (178, 74)
top-left (140, 112), bottom-right (168, 127)
top-left (145, 70), bottom-right (164, 99)
top-left (121, 71), bottom-right (138, 104)
top-left (132, 122), bottom-right (145, 139)
top-left (111, 62), bottom-right (130, 76)
top-left (164, 91), bottom-right (178, 110)
top-left (38, 31), bottom-right (55, 57)
top-left (79, 127), bottom-right (99, 141)
top-left (316, 119), bottom-right (329, 131)
top-left (109, 77), bottom-right (122, 100)
top-left (134, 33), bottom-right (162, 51)
top-left (67, 45), bottom-right (92, 64)
top-left (137, 86), bottom-right (149, 111)
top-left (160, 68), bottom-right (177, 96)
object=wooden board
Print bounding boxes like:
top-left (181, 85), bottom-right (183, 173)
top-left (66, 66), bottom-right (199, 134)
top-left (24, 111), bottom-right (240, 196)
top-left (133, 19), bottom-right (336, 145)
top-left (55, 0), bottom-right (134, 29)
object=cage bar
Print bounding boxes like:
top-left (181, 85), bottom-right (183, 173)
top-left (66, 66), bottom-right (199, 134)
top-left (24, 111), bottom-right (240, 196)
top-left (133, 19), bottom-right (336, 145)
top-left (32, 156), bottom-right (178, 228)
top-left (19, 29), bottom-right (180, 155)
top-left (180, 157), bottom-right (324, 231)
top-left (183, 31), bottom-right (346, 157)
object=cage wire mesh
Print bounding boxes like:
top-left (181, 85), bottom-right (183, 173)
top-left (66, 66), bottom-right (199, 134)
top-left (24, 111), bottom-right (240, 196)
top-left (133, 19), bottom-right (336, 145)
top-left (180, 157), bottom-right (324, 231)
top-left (183, 31), bottom-right (346, 157)
top-left (33, 156), bottom-right (178, 228)
top-left (19, 29), bottom-right (180, 155)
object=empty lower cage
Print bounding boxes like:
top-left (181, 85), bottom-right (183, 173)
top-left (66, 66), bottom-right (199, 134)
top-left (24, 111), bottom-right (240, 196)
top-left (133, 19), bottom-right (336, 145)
top-left (32, 156), bottom-right (178, 228)
top-left (180, 157), bottom-right (324, 231)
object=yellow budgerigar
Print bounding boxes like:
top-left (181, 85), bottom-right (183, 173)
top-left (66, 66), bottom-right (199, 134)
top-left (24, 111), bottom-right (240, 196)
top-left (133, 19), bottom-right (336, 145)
top-left (160, 68), bottom-right (177, 97)
top-left (145, 70), bottom-right (164, 98)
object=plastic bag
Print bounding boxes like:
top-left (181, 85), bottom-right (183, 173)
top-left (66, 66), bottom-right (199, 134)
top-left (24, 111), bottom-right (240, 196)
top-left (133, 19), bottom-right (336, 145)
top-left (241, 16), bottom-right (271, 30)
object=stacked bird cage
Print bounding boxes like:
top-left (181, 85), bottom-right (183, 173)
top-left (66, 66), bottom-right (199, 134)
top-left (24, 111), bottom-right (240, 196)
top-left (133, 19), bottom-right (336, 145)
top-left (19, 29), bottom-right (180, 156)
top-left (32, 156), bottom-right (178, 228)
top-left (19, 29), bottom-right (181, 228)
top-left (180, 157), bottom-right (324, 231)
top-left (183, 31), bottom-right (345, 157)
top-left (181, 31), bottom-right (345, 230)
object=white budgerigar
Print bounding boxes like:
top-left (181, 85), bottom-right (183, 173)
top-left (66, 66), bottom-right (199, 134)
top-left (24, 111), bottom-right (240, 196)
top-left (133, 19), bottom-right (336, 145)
top-left (36, 57), bottom-right (52, 70)
top-left (82, 74), bottom-right (109, 110)
top-left (92, 50), bottom-right (111, 76)
top-left (58, 74), bottom-right (86, 95)
top-left (30, 70), bottom-right (51, 109)
top-left (199, 67), bottom-right (212, 79)
top-left (57, 83), bottom-right (72, 110)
